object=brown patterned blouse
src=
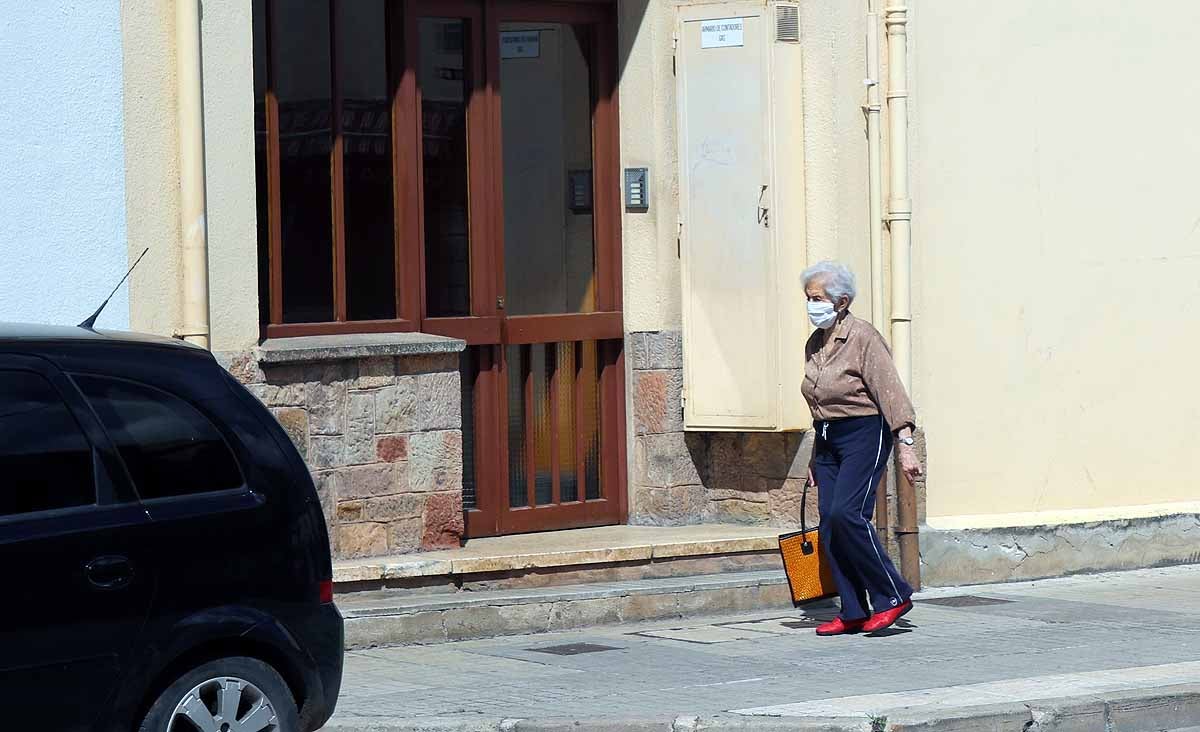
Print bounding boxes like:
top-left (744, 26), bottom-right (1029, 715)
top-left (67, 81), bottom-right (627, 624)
top-left (801, 312), bottom-right (916, 432)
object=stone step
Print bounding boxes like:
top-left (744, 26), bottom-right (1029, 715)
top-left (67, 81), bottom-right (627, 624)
top-left (332, 524), bottom-right (786, 596)
top-left (338, 569), bottom-right (795, 648)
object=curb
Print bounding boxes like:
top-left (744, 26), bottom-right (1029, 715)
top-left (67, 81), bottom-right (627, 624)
top-left (876, 683), bottom-right (1200, 731)
top-left (320, 717), bottom-right (848, 731)
top-left (321, 684), bottom-right (1200, 731)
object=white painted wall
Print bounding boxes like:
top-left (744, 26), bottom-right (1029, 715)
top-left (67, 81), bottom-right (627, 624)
top-left (0, 1), bottom-right (129, 329)
top-left (911, 0), bottom-right (1200, 525)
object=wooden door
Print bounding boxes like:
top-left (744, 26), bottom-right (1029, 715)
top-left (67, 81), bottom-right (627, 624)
top-left (407, 0), bottom-right (626, 538)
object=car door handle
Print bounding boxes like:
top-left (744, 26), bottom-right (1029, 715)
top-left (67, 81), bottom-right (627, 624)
top-left (85, 555), bottom-right (134, 591)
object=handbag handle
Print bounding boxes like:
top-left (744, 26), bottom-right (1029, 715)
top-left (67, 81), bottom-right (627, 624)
top-left (801, 472), bottom-right (811, 530)
top-left (801, 476), bottom-right (815, 541)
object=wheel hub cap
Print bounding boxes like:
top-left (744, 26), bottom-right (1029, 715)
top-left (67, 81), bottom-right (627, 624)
top-left (167, 676), bottom-right (280, 732)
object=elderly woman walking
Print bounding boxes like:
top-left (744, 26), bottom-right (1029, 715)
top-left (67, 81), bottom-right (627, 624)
top-left (801, 261), bottom-right (922, 635)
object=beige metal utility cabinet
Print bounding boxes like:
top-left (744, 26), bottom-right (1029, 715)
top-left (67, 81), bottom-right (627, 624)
top-left (676, 2), bottom-right (809, 432)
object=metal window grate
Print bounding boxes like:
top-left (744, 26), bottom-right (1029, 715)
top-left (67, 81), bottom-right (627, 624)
top-left (779, 618), bottom-right (823, 628)
top-left (459, 349), bottom-right (478, 510)
top-left (776, 4), bottom-right (800, 43)
top-left (921, 595), bottom-right (1014, 607)
top-left (714, 616), bottom-right (825, 629)
top-left (529, 643), bottom-right (620, 656)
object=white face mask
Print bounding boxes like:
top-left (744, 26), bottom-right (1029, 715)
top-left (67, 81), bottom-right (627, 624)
top-left (808, 300), bottom-right (838, 329)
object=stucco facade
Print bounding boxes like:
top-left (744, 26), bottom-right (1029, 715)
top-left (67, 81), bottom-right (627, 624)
top-left (619, 0), bottom-right (878, 334)
top-left (52, 0), bottom-right (1198, 578)
top-left (909, 0), bottom-right (1200, 528)
top-left (122, 0), bottom-right (261, 351)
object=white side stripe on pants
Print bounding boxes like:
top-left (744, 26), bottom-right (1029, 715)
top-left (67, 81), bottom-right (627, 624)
top-left (861, 417), bottom-right (901, 604)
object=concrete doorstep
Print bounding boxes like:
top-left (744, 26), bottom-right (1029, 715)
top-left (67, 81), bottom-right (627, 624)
top-left (332, 525), bottom-right (784, 586)
top-left (333, 525), bottom-right (794, 649)
top-left (340, 571), bottom-right (794, 648)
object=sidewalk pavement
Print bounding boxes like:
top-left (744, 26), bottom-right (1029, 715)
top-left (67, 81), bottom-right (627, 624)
top-left (321, 565), bottom-right (1200, 731)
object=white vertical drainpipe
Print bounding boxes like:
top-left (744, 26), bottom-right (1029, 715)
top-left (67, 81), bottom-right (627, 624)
top-left (884, 1), bottom-right (919, 589)
top-left (865, 1), bottom-right (885, 330)
top-left (885, 2), bottom-right (911, 387)
top-left (865, 0), bottom-right (890, 543)
top-left (177, 0), bottom-right (211, 349)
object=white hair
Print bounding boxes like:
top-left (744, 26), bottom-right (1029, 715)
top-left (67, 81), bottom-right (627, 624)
top-left (801, 261), bottom-right (857, 305)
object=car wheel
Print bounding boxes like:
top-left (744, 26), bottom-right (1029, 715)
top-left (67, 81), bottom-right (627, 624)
top-left (138, 656), bottom-right (300, 732)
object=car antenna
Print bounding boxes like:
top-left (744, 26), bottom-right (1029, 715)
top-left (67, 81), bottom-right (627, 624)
top-left (79, 247), bottom-right (150, 330)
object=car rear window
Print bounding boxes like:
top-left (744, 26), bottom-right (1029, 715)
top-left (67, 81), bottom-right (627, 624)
top-left (74, 374), bottom-right (244, 500)
top-left (0, 370), bottom-right (95, 516)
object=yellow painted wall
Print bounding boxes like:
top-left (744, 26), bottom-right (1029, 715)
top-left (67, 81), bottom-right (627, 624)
top-left (910, 0), bottom-right (1200, 526)
top-left (199, 0), bottom-right (262, 352)
top-left (117, 0), bottom-right (1200, 530)
top-left (618, 1), bottom-right (877, 334)
top-left (122, 0), bottom-right (260, 352)
top-left (121, 1), bottom-right (182, 340)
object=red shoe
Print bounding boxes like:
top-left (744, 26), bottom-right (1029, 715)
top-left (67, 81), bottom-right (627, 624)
top-left (862, 600), bottom-right (914, 633)
top-left (815, 616), bottom-right (867, 636)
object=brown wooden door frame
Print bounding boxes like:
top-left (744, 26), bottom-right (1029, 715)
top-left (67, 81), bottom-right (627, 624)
top-left (258, 0), bottom-right (422, 339)
top-left (256, 0), bottom-right (624, 537)
top-left (492, 1), bottom-right (625, 537)
top-left (398, 0), bottom-right (625, 538)
top-left (406, 0), bottom-right (499, 343)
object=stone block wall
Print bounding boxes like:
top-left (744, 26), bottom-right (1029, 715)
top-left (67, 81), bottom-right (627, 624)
top-left (629, 330), bottom-right (818, 530)
top-left (220, 350), bottom-right (464, 559)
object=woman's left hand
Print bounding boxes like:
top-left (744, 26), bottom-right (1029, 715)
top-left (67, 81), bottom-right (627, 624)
top-left (897, 444), bottom-right (923, 484)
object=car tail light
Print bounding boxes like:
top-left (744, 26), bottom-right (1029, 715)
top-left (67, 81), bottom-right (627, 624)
top-left (318, 579), bottom-right (334, 604)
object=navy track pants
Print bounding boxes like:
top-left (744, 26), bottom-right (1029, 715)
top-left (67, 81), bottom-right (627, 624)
top-left (812, 414), bottom-right (913, 620)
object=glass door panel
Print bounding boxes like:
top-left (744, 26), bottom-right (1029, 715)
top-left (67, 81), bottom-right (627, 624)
top-left (338, 0), bottom-right (397, 321)
top-left (419, 16), bottom-right (473, 318)
top-left (499, 21), bottom-right (597, 316)
top-left (273, 0), bottom-right (335, 323)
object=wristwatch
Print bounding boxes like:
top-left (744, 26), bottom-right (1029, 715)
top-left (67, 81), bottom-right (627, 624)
top-left (897, 435), bottom-right (915, 446)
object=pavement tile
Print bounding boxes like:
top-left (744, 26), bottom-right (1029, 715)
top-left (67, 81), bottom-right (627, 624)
top-left (325, 565), bottom-right (1200, 726)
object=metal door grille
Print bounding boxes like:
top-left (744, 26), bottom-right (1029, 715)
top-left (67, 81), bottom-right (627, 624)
top-left (507, 340), bottom-right (602, 509)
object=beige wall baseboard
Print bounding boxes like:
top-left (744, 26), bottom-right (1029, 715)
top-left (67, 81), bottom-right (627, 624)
top-left (921, 513), bottom-right (1200, 588)
top-left (928, 501), bottom-right (1200, 531)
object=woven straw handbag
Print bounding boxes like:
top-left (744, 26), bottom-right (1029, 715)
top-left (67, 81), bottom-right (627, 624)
top-left (778, 478), bottom-right (837, 606)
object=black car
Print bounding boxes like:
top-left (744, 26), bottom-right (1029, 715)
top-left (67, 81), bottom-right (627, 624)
top-left (0, 323), bottom-right (342, 732)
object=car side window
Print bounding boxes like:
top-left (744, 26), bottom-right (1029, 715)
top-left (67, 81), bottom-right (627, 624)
top-left (0, 369), bottom-right (96, 517)
top-left (73, 374), bottom-right (244, 501)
